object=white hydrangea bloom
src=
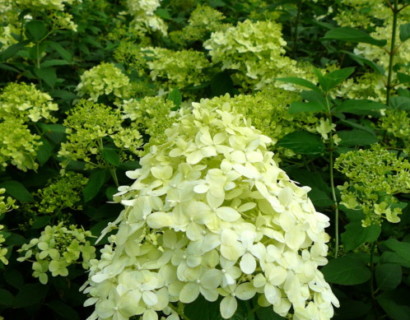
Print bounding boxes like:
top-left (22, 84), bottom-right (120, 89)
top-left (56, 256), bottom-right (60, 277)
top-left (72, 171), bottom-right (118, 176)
top-left (83, 100), bottom-right (339, 320)
top-left (126, 0), bottom-right (167, 35)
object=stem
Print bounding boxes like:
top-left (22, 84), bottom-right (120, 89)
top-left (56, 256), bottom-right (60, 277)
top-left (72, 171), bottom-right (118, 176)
top-left (110, 168), bottom-right (119, 187)
top-left (385, 0), bottom-right (399, 106)
top-left (292, 1), bottom-right (302, 58)
top-left (325, 94), bottom-right (340, 258)
top-left (167, 303), bottom-right (191, 320)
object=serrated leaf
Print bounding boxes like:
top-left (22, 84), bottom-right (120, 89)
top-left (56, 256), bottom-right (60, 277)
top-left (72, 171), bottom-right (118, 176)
top-left (397, 72), bottom-right (410, 84)
top-left (375, 264), bottom-right (402, 291)
top-left (40, 59), bottom-right (70, 68)
top-left (45, 41), bottom-right (72, 61)
top-left (102, 148), bottom-right (120, 166)
top-left (338, 129), bottom-right (377, 147)
top-left (25, 20), bottom-right (47, 42)
top-left (377, 290), bottom-right (410, 320)
top-left (382, 239), bottom-right (410, 267)
top-left (323, 27), bottom-right (387, 46)
top-left (0, 181), bottom-right (33, 203)
top-left (390, 96), bottom-right (410, 110)
top-left (319, 67), bottom-right (355, 92)
top-left (83, 169), bottom-right (107, 202)
top-left (276, 77), bottom-right (320, 92)
top-left (277, 131), bottom-right (325, 155)
top-left (288, 101), bottom-right (326, 113)
top-left (333, 99), bottom-right (385, 115)
top-left (341, 221), bottom-right (381, 251)
top-left (34, 67), bottom-right (57, 88)
top-left (0, 42), bottom-right (28, 61)
top-left (322, 254), bottom-right (371, 285)
top-left (38, 123), bottom-right (66, 144)
top-left (400, 23), bottom-right (410, 42)
top-left (0, 63), bottom-right (20, 73)
top-left (344, 51), bottom-right (385, 75)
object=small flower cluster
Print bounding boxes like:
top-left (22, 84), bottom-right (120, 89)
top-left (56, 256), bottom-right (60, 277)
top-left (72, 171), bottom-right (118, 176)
top-left (34, 172), bottom-right (88, 214)
top-left (83, 101), bottom-right (338, 320)
top-left (169, 5), bottom-right (228, 46)
top-left (142, 47), bottom-right (211, 90)
top-left (335, 144), bottom-right (410, 226)
top-left (14, 0), bottom-right (81, 11)
top-left (380, 109), bottom-right (410, 154)
top-left (59, 100), bottom-right (142, 167)
top-left (121, 96), bottom-right (177, 149)
top-left (76, 63), bottom-right (131, 102)
top-left (18, 223), bottom-right (96, 284)
top-left (0, 82), bottom-right (58, 122)
top-left (0, 188), bottom-right (18, 265)
top-left (126, 0), bottom-right (167, 35)
top-left (204, 19), bottom-right (308, 90)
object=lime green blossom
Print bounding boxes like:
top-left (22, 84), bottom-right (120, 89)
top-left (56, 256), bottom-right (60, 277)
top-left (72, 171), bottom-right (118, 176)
top-left (204, 20), bottom-right (310, 90)
top-left (0, 82), bottom-right (58, 122)
top-left (337, 73), bottom-right (386, 102)
top-left (335, 144), bottom-right (410, 226)
top-left (142, 47), bottom-right (211, 90)
top-left (121, 96), bottom-right (178, 149)
top-left (380, 109), bottom-right (410, 154)
top-left (0, 188), bottom-right (18, 265)
top-left (0, 119), bottom-right (41, 171)
top-left (14, 0), bottom-right (81, 11)
top-left (59, 100), bottom-right (142, 167)
top-left (76, 63), bottom-right (131, 102)
top-left (18, 223), bottom-right (96, 284)
top-left (169, 5), bottom-right (228, 46)
top-left (83, 100), bottom-right (338, 320)
top-left (126, 0), bottom-right (167, 35)
top-left (34, 172), bottom-right (88, 214)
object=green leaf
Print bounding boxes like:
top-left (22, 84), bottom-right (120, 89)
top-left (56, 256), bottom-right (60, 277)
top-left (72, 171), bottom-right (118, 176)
top-left (40, 59), bottom-right (70, 68)
top-left (255, 306), bottom-right (286, 320)
top-left (3, 269), bottom-right (24, 289)
top-left (0, 42), bottom-right (28, 61)
top-left (380, 252), bottom-right (410, 268)
top-left (333, 99), bottom-right (385, 115)
top-left (25, 20), bottom-right (47, 42)
top-left (0, 181), bottom-right (33, 202)
top-left (399, 23), bottom-right (410, 42)
top-left (167, 88), bottom-right (182, 108)
top-left (323, 27), bottom-right (387, 46)
top-left (322, 254), bottom-right (371, 285)
top-left (276, 77), bottom-right (320, 92)
top-left (102, 148), bottom-right (120, 166)
top-left (32, 216), bottom-right (52, 229)
top-left (390, 96), bottom-right (410, 110)
top-left (338, 129), bottom-right (377, 147)
top-left (14, 284), bottom-right (48, 308)
top-left (277, 131), bottom-right (325, 155)
top-left (375, 264), bottom-right (402, 291)
top-left (47, 300), bottom-right (80, 320)
top-left (83, 169), bottom-right (107, 202)
top-left (341, 221), bottom-right (381, 251)
top-left (300, 90), bottom-right (327, 106)
top-left (37, 138), bottom-right (54, 166)
top-left (377, 290), bottom-right (410, 320)
top-left (45, 41), bottom-right (72, 61)
top-left (397, 72), bottom-right (410, 84)
top-left (34, 67), bottom-right (57, 88)
top-left (337, 300), bottom-right (372, 319)
top-left (288, 101), bottom-right (326, 113)
top-left (0, 63), bottom-right (20, 73)
top-left (319, 67), bottom-right (355, 92)
top-left (344, 51), bottom-right (385, 75)
top-left (38, 123), bottom-right (66, 144)
top-left (382, 239), bottom-right (410, 267)
top-left (0, 289), bottom-right (14, 306)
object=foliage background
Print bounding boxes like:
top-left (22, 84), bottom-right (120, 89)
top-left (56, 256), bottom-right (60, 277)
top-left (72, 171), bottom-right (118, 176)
top-left (0, 0), bottom-right (410, 319)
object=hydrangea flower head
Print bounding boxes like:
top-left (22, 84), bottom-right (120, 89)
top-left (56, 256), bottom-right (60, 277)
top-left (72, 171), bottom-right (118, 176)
top-left (83, 101), bottom-right (339, 320)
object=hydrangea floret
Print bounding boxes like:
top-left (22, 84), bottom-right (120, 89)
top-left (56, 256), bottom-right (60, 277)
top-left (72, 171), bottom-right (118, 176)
top-left (76, 63), bottom-right (131, 102)
top-left (18, 223), bottom-right (96, 284)
top-left (0, 188), bottom-right (18, 265)
top-left (335, 144), bottom-right (410, 226)
top-left (83, 101), bottom-right (339, 320)
top-left (126, 0), bottom-right (167, 35)
top-left (0, 82), bottom-right (58, 122)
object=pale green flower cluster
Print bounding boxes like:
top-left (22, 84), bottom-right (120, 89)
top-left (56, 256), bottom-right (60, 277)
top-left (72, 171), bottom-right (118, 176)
top-left (34, 172), bottom-right (88, 214)
top-left (335, 144), bottom-right (410, 227)
top-left (59, 100), bottom-right (142, 167)
top-left (337, 73), bottom-right (386, 102)
top-left (121, 96), bottom-right (177, 148)
top-left (76, 63), bottom-right (131, 102)
top-left (334, 0), bottom-right (389, 28)
top-left (126, 0), bottom-right (167, 35)
top-left (0, 119), bottom-right (41, 171)
top-left (380, 109), bottom-right (410, 154)
top-left (204, 20), bottom-right (308, 90)
top-left (169, 5), bottom-right (228, 46)
top-left (18, 223), bottom-right (96, 284)
top-left (83, 101), bottom-right (339, 320)
top-left (14, 0), bottom-right (81, 11)
top-left (142, 47), bottom-right (211, 90)
top-left (0, 188), bottom-right (18, 265)
top-left (0, 82), bottom-right (58, 122)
